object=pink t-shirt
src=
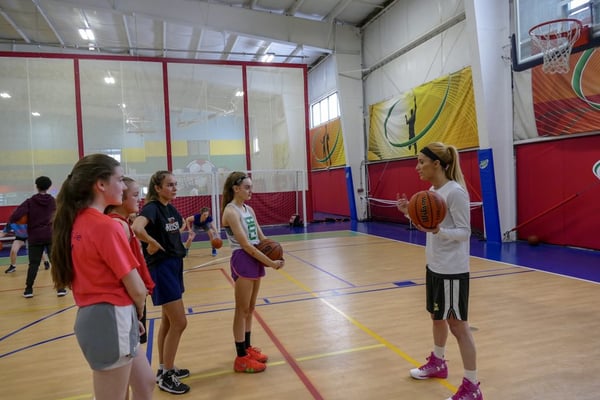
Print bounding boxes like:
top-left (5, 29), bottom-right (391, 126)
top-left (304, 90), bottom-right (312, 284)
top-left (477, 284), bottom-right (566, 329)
top-left (71, 208), bottom-right (140, 307)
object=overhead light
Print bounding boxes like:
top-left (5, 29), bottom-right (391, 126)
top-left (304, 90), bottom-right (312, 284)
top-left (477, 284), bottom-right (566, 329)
top-left (260, 54), bottom-right (275, 63)
top-left (104, 74), bottom-right (115, 84)
top-left (0, 92), bottom-right (11, 98)
top-left (88, 43), bottom-right (95, 51)
top-left (31, 112), bottom-right (41, 117)
top-left (235, 90), bottom-right (244, 97)
top-left (79, 28), bottom-right (95, 41)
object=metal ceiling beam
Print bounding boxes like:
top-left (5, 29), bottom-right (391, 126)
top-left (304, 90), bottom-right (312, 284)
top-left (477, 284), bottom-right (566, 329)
top-left (32, 0), bottom-right (64, 46)
top-left (0, 8), bottom-right (31, 43)
top-left (221, 33), bottom-right (239, 60)
top-left (284, 44), bottom-right (303, 63)
top-left (325, 0), bottom-right (353, 22)
top-left (122, 14), bottom-right (135, 56)
top-left (54, 0), bottom-right (360, 54)
top-left (162, 20), bottom-right (167, 58)
top-left (192, 27), bottom-right (205, 59)
top-left (286, 0), bottom-right (306, 16)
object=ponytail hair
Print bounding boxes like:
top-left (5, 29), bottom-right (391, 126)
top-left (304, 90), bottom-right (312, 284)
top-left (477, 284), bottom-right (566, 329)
top-left (51, 154), bottom-right (120, 289)
top-left (421, 142), bottom-right (467, 190)
top-left (221, 171), bottom-right (247, 214)
top-left (145, 170), bottom-right (172, 203)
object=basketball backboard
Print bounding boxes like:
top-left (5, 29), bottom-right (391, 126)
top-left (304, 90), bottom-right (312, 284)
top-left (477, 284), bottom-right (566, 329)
top-left (512, 0), bottom-right (600, 71)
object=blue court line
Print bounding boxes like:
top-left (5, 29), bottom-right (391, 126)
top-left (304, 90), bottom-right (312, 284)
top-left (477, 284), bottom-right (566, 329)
top-left (0, 333), bottom-right (73, 359)
top-left (0, 305), bottom-right (75, 343)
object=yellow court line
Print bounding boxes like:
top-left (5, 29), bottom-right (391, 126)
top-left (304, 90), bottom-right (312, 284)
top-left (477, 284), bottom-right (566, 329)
top-left (277, 268), bottom-right (458, 393)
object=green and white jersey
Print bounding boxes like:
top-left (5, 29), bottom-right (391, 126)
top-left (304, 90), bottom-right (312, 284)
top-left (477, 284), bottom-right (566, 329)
top-left (224, 202), bottom-right (260, 250)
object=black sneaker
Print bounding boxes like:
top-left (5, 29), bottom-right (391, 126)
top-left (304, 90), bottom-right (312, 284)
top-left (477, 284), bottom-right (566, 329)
top-left (158, 369), bottom-right (190, 394)
top-left (23, 288), bottom-right (33, 298)
top-left (44, 261), bottom-right (50, 270)
top-left (5, 265), bottom-right (16, 274)
top-left (156, 367), bottom-right (190, 383)
top-left (57, 288), bottom-right (67, 297)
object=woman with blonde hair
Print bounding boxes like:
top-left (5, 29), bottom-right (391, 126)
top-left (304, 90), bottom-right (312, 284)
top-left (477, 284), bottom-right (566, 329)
top-left (397, 142), bottom-right (483, 400)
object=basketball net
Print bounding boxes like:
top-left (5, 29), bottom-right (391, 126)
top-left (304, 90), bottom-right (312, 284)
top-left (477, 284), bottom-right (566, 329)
top-left (529, 19), bottom-right (582, 74)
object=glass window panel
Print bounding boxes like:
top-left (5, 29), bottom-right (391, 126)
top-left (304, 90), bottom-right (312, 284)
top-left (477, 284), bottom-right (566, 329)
top-left (312, 103), bottom-right (321, 127)
top-left (0, 58), bottom-right (77, 205)
top-left (79, 60), bottom-right (166, 176)
top-left (167, 63), bottom-right (245, 196)
top-left (246, 66), bottom-right (307, 172)
top-left (329, 93), bottom-right (339, 119)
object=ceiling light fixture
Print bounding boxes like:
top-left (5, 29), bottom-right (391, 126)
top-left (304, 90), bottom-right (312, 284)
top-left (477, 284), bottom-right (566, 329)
top-left (235, 90), bottom-right (244, 97)
top-left (79, 28), bottom-right (95, 41)
top-left (0, 92), bottom-right (11, 98)
top-left (31, 112), bottom-right (41, 117)
top-left (261, 54), bottom-right (275, 63)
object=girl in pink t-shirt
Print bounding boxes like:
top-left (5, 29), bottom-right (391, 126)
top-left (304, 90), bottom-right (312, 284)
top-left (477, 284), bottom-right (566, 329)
top-left (51, 154), bottom-right (154, 400)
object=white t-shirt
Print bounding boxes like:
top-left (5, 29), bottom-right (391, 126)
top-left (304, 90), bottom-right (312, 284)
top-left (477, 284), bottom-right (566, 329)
top-left (425, 180), bottom-right (471, 275)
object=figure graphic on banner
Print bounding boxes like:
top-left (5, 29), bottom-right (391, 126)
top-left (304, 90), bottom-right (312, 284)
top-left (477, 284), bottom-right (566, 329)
top-left (405, 95), bottom-right (417, 155)
top-left (321, 126), bottom-right (331, 167)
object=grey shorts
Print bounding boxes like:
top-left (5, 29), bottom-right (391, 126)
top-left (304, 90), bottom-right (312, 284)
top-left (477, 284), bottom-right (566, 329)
top-left (74, 303), bottom-right (139, 370)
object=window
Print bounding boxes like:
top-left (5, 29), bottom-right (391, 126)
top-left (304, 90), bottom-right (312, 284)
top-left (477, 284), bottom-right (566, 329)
top-left (311, 92), bottom-right (339, 127)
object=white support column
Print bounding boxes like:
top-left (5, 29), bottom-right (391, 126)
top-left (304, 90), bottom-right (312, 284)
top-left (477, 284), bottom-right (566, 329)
top-left (464, 0), bottom-right (516, 240)
top-left (333, 52), bottom-right (368, 220)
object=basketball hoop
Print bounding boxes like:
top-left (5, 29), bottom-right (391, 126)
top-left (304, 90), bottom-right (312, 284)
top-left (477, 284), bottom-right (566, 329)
top-left (529, 18), bottom-right (582, 74)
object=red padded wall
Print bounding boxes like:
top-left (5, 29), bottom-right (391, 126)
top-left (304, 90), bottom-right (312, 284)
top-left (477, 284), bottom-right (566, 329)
top-left (367, 149), bottom-right (484, 235)
top-left (311, 168), bottom-right (350, 217)
top-left (515, 135), bottom-right (600, 250)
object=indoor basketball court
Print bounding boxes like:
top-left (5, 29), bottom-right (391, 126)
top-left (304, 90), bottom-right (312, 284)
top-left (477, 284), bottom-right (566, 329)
top-left (1, 0), bottom-right (600, 399)
top-left (1, 224), bottom-right (600, 399)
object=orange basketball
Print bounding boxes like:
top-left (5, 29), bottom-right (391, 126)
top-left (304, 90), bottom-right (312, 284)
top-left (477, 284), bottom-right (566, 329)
top-left (16, 215), bottom-right (27, 225)
top-left (407, 190), bottom-right (447, 230)
top-left (211, 237), bottom-right (223, 249)
top-left (256, 238), bottom-right (283, 260)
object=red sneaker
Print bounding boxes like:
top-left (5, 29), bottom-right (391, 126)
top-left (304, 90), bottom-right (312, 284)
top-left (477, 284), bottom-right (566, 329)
top-left (246, 346), bottom-right (268, 363)
top-left (234, 354), bottom-right (266, 373)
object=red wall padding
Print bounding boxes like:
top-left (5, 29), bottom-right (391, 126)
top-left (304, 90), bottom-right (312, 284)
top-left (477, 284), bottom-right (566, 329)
top-left (0, 206), bottom-right (17, 223)
top-left (515, 135), bottom-right (600, 250)
top-left (311, 168), bottom-right (350, 217)
top-left (367, 150), bottom-right (484, 235)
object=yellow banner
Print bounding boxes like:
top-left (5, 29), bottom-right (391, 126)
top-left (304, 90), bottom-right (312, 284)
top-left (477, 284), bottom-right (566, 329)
top-left (310, 118), bottom-right (346, 169)
top-left (368, 67), bottom-right (479, 161)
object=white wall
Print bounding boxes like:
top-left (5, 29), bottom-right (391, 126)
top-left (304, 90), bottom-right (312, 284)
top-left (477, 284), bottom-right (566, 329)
top-left (308, 0), bottom-right (517, 236)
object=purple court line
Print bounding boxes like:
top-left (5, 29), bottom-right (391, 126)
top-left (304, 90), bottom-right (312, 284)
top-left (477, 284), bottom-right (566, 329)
top-left (219, 268), bottom-right (324, 400)
top-left (285, 251), bottom-right (356, 287)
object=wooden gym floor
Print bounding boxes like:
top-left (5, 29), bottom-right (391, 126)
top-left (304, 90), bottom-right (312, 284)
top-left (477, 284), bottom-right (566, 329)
top-left (1, 222), bottom-right (599, 399)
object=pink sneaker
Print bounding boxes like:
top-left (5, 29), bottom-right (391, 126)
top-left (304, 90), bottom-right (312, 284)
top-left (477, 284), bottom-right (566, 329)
top-left (446, 377), bottom-right (483, 400)
top-left (410, 352), bottom-right (448, 379)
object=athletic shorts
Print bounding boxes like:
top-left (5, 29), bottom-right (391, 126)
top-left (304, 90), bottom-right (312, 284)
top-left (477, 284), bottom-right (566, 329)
top-left (230, 249), bottom-right (265, 281)
top-left (149, 257), bottom-right (184, 306)
top-left (14, 236), bottom-right (27, 242)
top-left (74, 303), bottom-right (139, 371)
top-left (425, 266), bottom-right (470, 321)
